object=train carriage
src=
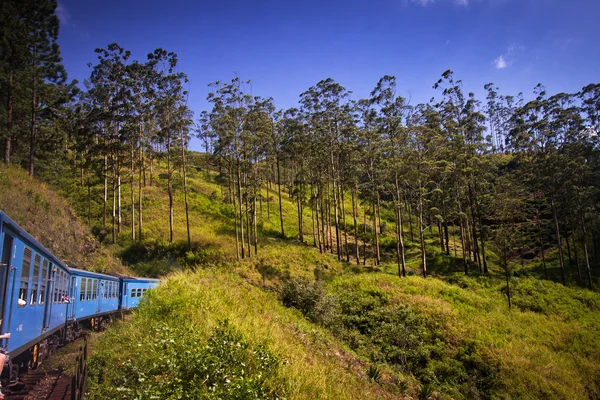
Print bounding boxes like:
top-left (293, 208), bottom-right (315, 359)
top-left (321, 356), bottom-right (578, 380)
top-left (68, 268), bottom-right (120, 324)
top-left (120, 277), bottom-right (160, 310)
top-left (0, 209), bottom-right (160, 380)
top-left (0, 211), bottom-right (71, 366)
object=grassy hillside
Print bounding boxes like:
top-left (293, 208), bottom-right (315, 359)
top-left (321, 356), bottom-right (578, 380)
top-left (15, 154), bottom-right (600, 399)
top-left (0, 165), bottom-right (126, 273)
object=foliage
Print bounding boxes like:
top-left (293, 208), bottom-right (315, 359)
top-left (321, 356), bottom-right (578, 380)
top-left (89, 320), bottom-right (285, 400)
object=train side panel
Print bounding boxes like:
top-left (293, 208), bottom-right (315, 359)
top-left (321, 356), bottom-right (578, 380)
top-left (120, 278), bottom-right (159, 310)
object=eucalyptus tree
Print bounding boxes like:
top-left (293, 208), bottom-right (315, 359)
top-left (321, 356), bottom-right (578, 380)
top-left (435, 70), bottom-right (488, 273)
top-left (151, 49), bottom-right (193, 246)
top-left (404, 103), bottom-right (445, 277)
top-left (490, 174), bottom-right (525, 308)
top-left (508, 85), bottom-right (571, 284)
top-left (300, 79), bottom-right (351, 261)
top-left (207, 77), bottom-right (254, 259)
top-left (86, 43), bottom-right (131, 243)
top-left (369, 75), bottom-right (410, 275)
top-left (196, 110), bottom-right (215, 175)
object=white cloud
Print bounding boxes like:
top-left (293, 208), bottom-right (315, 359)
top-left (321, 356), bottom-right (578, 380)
top-left (494, 55), bottom-right (507, 69)
top-left (56, 2), bottom-right (69, 26)
top-left (493, 44), bottom-right (524, 70)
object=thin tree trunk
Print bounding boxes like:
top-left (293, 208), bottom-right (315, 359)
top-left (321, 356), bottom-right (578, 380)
top-left (581, 216), bottom-right (593, 290)
top-left (331, 152), bottom-right (341, 262)
top-left (352, 184), bottom-right (360, 264)
top-left (131, 144), bottom-right (136, 244)
top-left (138, 124), bottom-right (144, 241)
top-left (4, 71), bottom-right (13, 165)
top-left (505, 258), bottom-right (511, 309)
top-left (167, 134), bottom-right (174, 243)
top-left (571, 227), bottom-right (582, 286)
top-left (231, 165), bottom-right (240, 261)
top-left (29, 44), bottom-right (37, 177)
top-left (551, 196), bottom-right (566, 285)
top-left (534, 194), bottom-right (548, 280)
top-left (406, 193), bottom-right (414, 242)
top-left (253, 183), bottom-right (258, 255)
top-left (310, 185), bottom-right (317, 247)
top-left (277, 157), bottom-right (285, 239)
top-left (117, 170), bottom-right (122, 233)
top-left (341, 184), bottom-right (349, 262)
top-left (182, 135), bottom-right (191, 251)
top-left (112, 159), bottom-right (116, 244)
top-left (363, 208), bottom-right (367, 266)
top-left (395, 173), bottom-right (406, 277)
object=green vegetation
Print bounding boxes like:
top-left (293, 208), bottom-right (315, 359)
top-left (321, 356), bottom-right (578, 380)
top-left (87, 272), bottom-right (401, 399)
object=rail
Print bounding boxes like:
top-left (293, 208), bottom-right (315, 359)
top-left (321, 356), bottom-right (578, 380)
top-left (71, 336), bottom-right (88, 400)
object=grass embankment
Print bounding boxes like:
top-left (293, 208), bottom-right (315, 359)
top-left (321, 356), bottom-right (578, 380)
top-left (86, 271), bottom-right (402, 399)
top-left (28, 154), bottom-right (600, 399)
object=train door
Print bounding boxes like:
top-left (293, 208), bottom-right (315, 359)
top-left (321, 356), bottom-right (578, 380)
top-left (123, 282), bottom-right (128, 309)
top-left (68, 276), bottom-right (77, 319)
top-left (42, 261), bottom-right (52, 330)
top-left (0, 233), bottom-right (14, 333)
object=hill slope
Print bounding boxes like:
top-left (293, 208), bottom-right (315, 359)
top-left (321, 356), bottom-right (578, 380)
top-left (12, 155), bottom-right (600, 399)
top-left (0, 165), bottom-right (125, 273)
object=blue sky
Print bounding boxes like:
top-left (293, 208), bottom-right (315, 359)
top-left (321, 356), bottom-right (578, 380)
top-left (56, 0), bottom-right (599, 150)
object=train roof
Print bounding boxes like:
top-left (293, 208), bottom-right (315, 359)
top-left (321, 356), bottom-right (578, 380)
top-left (68, 267), bottom-right (120, 281)
top-left (0, 210), bottom-right (69, 271)
top-left (120, 276), bottom-right (160, 283)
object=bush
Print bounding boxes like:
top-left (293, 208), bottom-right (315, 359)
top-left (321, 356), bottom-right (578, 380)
top-left (88, 320), bottom-right (286, 400)
top-left (280, 277), bottom-right (339, 327)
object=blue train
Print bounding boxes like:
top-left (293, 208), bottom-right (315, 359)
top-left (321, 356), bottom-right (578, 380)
top-left (0, 210), bottom-right (158, 380)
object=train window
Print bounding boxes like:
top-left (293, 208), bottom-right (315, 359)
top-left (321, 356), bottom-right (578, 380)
top-left (86, 278), bottom-right (92, 301)
top-left (40, 259), bottom-right (48, 305)
top-left (63, 272), bottom-right (68, 302)
top-left (19, 247), bottom-right (32, 307)
top-left (57, 270), bottom-right (63, 304)
top-left (53, 268), bottom-right (59, 304)
top-left (92, 279), bottom-right (97, 300)
top-left (137, 288), bottom-right (142, 297)
top-left (30, 254), bottom-right (40, 306)
top-left (80, 278), bottom-right (86, 301)
top-left (131, 288), bottom-right (136, 298)
top-left (142, 289), bottom-right (147, 296)
top-left (114, 282), bottom-right (117, 298)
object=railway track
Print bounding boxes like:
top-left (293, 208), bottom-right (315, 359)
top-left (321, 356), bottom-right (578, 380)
top-left (4, 368), bottom-right (73, 400)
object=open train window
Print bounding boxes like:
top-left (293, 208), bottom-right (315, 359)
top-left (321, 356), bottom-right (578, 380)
top-left (58, 271), bottom-right (63, 302)
top-left (131, 288), bottom-right (136, 298)
top-left (19, 247), bottom-right (32, 307)
top-left (53, 268), bottom-right (58, 304)
top-left (86, 278), bottom-right (92, 301)
top-left (62, 272), bottom-right (67, 302)
top-left (137, 288), bottom-right (142, 297)
top-left (80, 278), bottom-right (86, 301)
top-left (40, 259), bottom-right (48, 305)
top-left (92, 279), bottom-right (97, 300)
top-left (30, 254), bottom-right (40, 306)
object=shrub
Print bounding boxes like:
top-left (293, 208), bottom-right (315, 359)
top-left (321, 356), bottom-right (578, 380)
top-left (88, 320), bottom-right (286, 400)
